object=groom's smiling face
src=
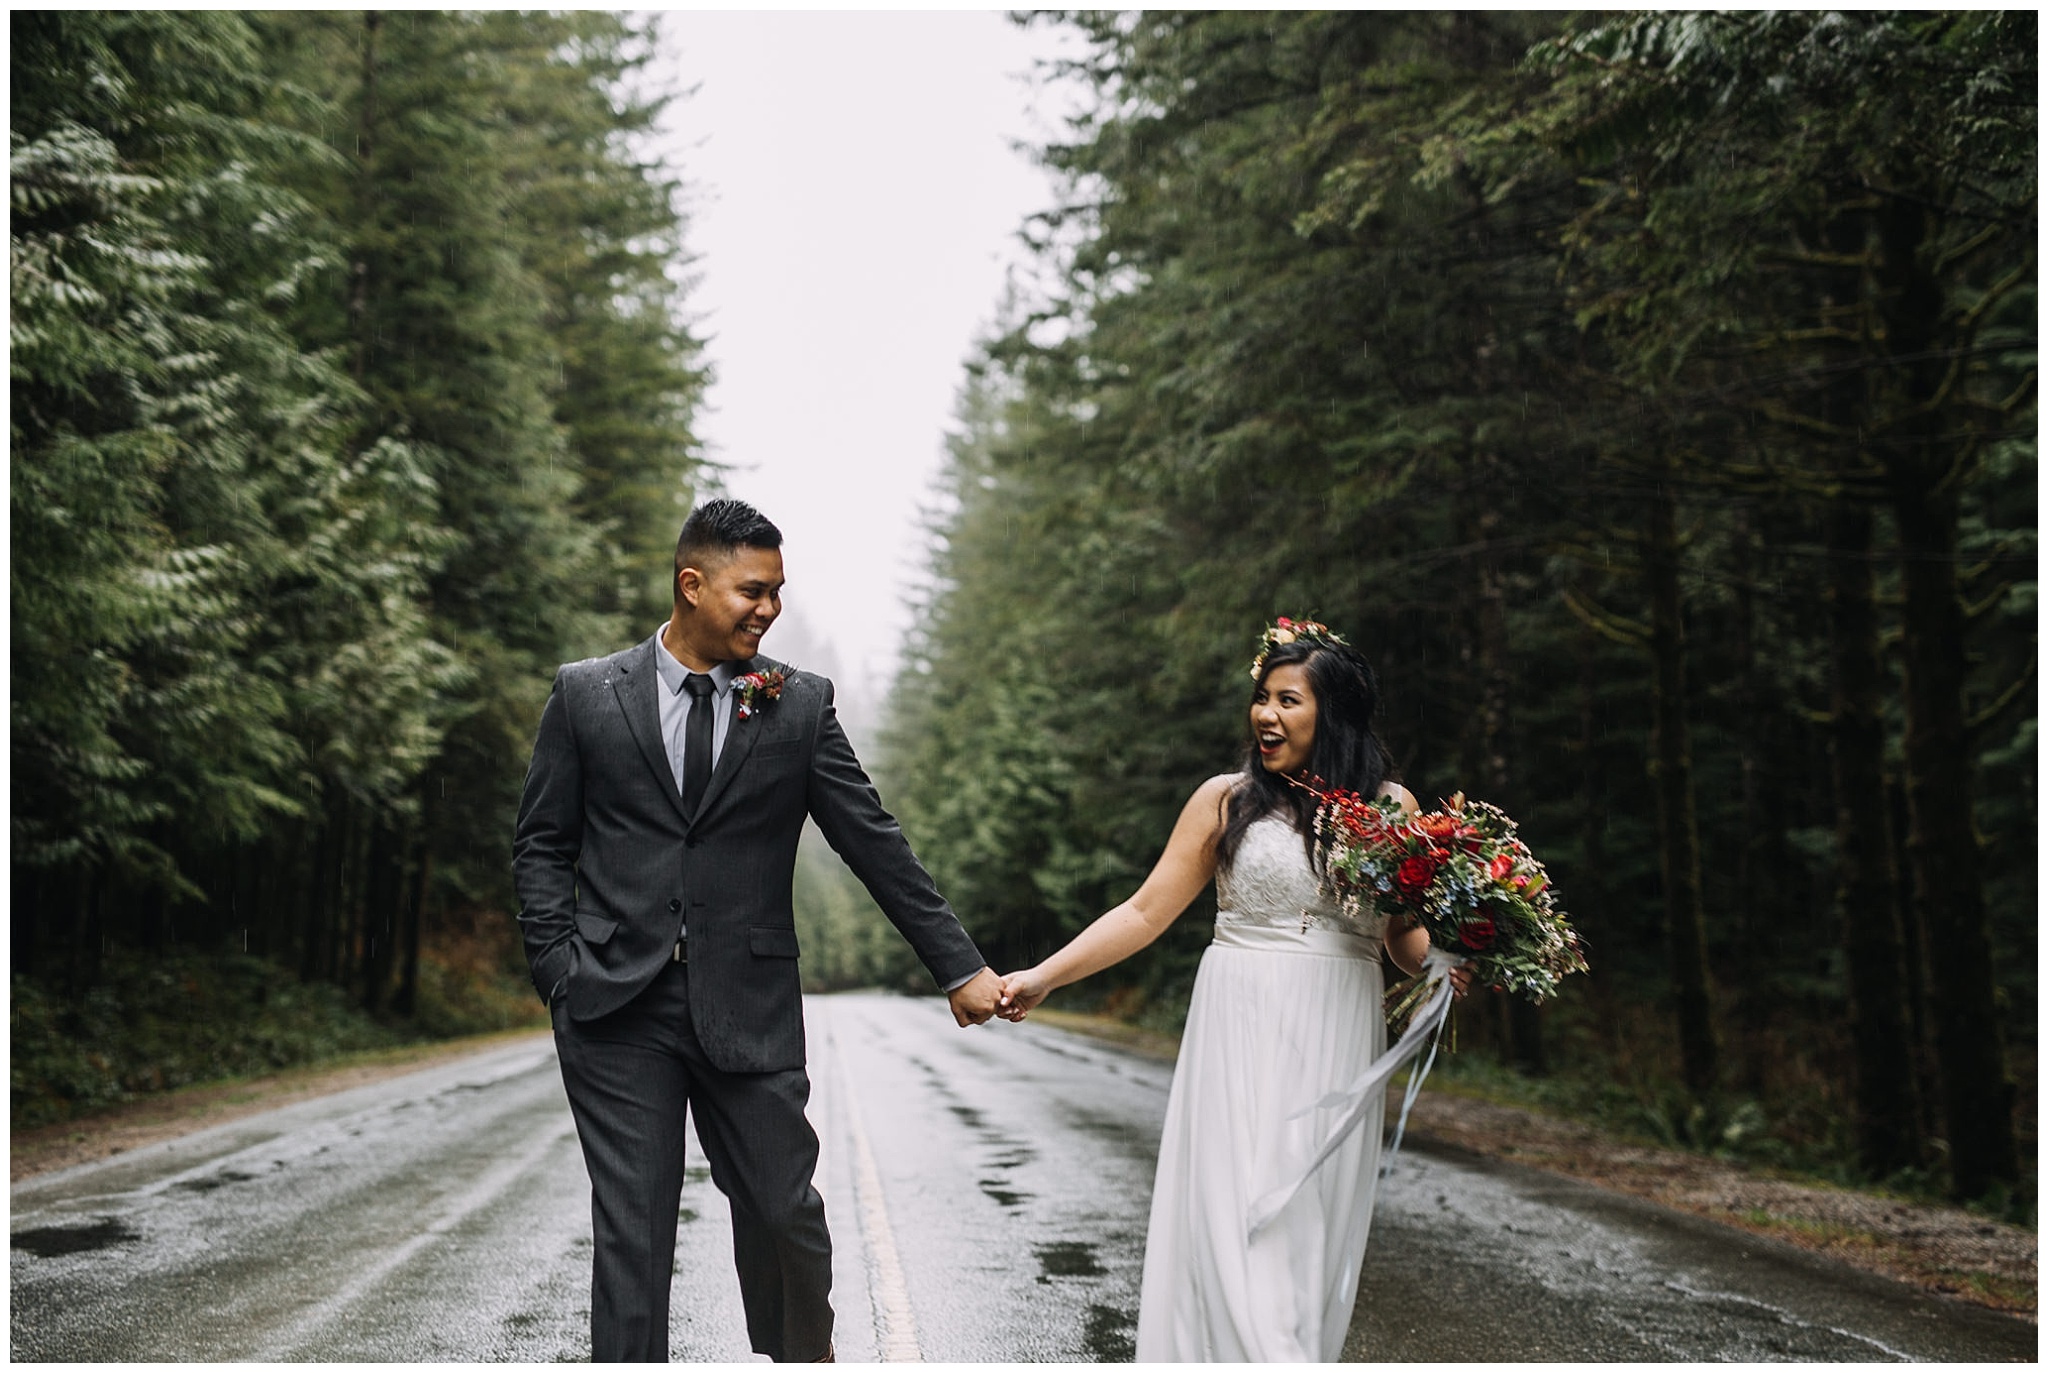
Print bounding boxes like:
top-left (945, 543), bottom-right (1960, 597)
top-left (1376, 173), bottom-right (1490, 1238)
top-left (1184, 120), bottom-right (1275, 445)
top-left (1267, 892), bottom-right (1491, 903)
top-left (677, 545), bottom-right (784, 665)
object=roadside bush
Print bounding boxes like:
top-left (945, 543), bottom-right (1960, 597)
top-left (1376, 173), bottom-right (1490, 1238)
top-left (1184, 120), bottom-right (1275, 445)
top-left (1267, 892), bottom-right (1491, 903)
top-left (10, 952), bottom-right (411, 1127)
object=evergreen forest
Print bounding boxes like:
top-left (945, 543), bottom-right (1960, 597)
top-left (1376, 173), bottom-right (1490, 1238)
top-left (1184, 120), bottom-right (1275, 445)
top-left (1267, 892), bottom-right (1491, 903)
top-left (13, 11), bottom-right (706, 1113)
top-left (881, 10), bottom-right (2036, 1205)
top-left (9, 11), bottom-right (2036, 1209)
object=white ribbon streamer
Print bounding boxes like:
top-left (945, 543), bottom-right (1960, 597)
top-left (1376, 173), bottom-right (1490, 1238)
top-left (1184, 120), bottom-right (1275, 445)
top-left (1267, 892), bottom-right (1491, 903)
top-left (1246, 946), bottom-right (1461, 1240)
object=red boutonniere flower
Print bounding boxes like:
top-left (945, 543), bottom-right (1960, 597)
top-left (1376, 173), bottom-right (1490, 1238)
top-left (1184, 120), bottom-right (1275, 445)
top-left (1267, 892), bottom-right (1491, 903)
top-left (734, 668), bottom-right (787, 719)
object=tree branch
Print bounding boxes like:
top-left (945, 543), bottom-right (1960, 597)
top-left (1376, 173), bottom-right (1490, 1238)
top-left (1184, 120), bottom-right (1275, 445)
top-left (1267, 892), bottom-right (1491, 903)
top-left (1966, 650), bottom-right (2037, 741)
top-left (1962, 579), bottom-right (2018, 622)
top-left (1560, 586), bottom-right (1650, 647)
top-left (1958, 248), bottom-right (2036, 338)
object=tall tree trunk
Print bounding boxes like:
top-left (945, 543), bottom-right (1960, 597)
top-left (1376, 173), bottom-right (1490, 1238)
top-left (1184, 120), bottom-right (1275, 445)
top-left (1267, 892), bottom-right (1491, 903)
top-left (393, 831), bottom-right (425, 1016)
top-left (1645, 472), bottom-right (1719, 1095)
top-left (1827, 498), bottom-right (1923, 1176)
top-left (361, 819), bottom-right (398, 1013)
top-left (15, 867), bottom-right (42, 979)
top-left (1872, 195), bottom-right (2018, 1199)
top-left (1475, 457), bottom-right (1544, 1074)
top-left (1887, 770), bottom-right (1941, 1147)
top-left (1453, 483), bottom-right (1508, 1061)
top-left (74, 866), bottom-right (105, 994)
top-left (1725, 509), bottom-right (1769, 1097)
top-left (395, 833), bottom-right (428, 1017)
top-left (303, 809), bottom-right (336, 983)
top-left (1572, 617), bottom-right (1618, 1036)
top-left (1890, 483), bottom-right (2016, 1197)
top-left (340, 801), bottom-right (367, 996)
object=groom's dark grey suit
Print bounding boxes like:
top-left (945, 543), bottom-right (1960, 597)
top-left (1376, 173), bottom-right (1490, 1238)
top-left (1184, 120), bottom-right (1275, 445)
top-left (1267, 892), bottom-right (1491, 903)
top-left (514, 634), bottom-right (984, 1361)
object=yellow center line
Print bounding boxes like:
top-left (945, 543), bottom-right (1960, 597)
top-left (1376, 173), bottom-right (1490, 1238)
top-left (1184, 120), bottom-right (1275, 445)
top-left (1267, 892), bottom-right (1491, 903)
top-left (828, 1012), bottom-right (923, 1363)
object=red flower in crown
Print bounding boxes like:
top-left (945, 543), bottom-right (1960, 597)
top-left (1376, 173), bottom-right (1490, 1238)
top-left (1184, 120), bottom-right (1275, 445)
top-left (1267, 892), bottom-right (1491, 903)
top-left (734, 668), bottom-right (788, 719)
top-left (1249, 616), bottom-right (1351, 678)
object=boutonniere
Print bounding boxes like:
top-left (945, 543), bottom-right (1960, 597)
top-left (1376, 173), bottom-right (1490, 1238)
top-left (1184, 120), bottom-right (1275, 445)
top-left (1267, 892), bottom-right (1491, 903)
top-left (733, 668), bottom-right (788, 719)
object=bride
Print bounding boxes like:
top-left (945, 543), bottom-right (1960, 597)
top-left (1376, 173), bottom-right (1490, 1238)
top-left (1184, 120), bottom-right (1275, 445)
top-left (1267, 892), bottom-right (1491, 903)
top-left (996, 621), bottom-right (1466, 1361)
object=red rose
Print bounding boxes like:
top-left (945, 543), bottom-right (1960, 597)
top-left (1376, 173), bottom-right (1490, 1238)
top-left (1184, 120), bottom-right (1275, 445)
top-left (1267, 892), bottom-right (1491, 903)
top-left (1488, 853), bottom-right (1515, 881)
top-left (1396, 856), bottom-right (1437, 895)
top-left (1459, 914), bottom-right (1496, 950)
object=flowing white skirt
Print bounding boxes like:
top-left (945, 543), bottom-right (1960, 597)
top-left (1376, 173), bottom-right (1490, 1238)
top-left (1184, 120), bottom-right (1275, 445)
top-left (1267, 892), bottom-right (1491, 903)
top-left (1135, 925), bottom-right (1387, 1362)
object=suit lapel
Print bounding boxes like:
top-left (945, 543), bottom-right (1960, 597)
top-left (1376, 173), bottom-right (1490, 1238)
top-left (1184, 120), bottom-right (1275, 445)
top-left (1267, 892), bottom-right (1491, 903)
top-left (609, 636), bottom-right (691, 826)
top-left (687, 655), bottom-right (774, 831)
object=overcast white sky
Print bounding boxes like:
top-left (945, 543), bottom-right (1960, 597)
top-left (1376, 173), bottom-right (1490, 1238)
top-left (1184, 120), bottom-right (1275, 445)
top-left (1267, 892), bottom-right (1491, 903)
top-left (648, 11), bottom-right (1082, 729)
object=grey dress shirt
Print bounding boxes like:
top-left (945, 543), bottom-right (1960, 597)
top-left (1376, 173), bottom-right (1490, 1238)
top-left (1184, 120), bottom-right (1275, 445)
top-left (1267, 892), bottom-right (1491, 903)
top-left (653, 629), bottom-right (737, 786)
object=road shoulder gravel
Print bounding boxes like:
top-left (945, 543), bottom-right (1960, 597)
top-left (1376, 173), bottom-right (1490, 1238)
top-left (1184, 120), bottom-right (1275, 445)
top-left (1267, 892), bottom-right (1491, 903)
top-left (10, 1027), bottom-right (550, 1183)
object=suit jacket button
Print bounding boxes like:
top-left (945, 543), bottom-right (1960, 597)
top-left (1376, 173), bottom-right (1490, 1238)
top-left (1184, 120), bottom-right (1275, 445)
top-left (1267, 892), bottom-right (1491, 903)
top-left (668, 898), bottom-right (682, 913)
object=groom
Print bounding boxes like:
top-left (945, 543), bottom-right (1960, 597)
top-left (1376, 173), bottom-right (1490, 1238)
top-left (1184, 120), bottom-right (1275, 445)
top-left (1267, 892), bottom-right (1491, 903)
top-left (513, 497), bottom-right (1004, 1362)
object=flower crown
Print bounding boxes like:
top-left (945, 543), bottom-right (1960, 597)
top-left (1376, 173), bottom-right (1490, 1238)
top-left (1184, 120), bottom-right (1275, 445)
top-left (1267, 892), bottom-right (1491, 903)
top-left (1248, 616), bottom-right (1351, 679)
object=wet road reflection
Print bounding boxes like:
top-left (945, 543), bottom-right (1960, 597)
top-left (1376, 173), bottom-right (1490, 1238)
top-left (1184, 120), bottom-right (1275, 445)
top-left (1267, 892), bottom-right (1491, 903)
top-left (11, 991), bottom-right (2035, 1362)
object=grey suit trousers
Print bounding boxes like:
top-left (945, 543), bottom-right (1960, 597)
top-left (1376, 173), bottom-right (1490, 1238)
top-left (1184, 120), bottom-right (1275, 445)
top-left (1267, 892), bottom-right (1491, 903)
top-left (553, 958), bottom-right (833, 1362)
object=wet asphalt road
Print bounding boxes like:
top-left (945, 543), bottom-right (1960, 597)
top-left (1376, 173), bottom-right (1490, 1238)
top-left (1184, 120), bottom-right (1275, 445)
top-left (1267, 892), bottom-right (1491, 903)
top-left (10, 991), bottom-right (2036, 1362)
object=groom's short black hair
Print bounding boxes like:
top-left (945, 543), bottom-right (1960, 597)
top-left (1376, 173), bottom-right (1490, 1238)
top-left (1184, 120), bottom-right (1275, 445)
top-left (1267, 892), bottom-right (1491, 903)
top-left (676, 498), bottom-right (783, 578)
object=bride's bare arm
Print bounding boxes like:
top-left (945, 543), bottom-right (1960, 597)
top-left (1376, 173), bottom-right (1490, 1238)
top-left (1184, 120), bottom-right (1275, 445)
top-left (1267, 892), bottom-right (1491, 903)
top-left (996, 775), bottom-right (1234, 1020)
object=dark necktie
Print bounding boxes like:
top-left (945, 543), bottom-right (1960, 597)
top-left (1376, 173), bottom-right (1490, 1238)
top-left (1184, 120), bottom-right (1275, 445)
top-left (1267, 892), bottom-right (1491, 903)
top-left (681, 673), bottom-right (714, 816)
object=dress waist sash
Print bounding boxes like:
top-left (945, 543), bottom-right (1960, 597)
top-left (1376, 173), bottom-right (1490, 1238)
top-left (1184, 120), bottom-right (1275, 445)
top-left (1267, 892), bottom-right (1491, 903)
top-left (1211, 916), bottom-right (1380, 962)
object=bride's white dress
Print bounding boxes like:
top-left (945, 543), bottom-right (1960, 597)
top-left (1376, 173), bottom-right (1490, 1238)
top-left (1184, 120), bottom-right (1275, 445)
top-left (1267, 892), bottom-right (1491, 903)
top-left (1135, 809), bottom-right (1390, 1362)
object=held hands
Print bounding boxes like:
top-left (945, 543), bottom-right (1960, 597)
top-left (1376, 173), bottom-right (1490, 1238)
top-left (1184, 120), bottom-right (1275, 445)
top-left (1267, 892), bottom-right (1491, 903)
top-left (945, 965), bottom-right (1050, 1026)
top-left (994, 967), bottom-right (1050, 1022)
top-left (947, 967), bottom-right (1006, 1027)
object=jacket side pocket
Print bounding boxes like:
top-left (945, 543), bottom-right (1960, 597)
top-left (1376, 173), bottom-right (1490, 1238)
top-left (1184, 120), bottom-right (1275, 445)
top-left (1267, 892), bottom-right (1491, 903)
top-left (747, 926), bottom-right (801, 959)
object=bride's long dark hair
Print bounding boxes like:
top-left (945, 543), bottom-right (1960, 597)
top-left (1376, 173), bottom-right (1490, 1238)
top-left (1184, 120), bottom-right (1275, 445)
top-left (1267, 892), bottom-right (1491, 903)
top-left (1216, 638), bottom-right (1396, 869)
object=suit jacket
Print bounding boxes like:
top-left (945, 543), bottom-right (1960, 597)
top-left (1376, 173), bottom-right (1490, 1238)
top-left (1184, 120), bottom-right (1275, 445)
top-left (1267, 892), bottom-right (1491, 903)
top-left (512, 635), bottom-right (985, 1073)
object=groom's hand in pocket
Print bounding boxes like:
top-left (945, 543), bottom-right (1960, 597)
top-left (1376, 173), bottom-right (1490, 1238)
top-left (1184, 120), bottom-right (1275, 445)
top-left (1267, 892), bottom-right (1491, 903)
top-left (947, 967), bottom-right (1005, 1026)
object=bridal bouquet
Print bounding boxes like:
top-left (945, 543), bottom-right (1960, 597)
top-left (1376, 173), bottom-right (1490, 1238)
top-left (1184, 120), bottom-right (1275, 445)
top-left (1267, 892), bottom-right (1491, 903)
top-left (1304, 783), bottom-right (1587, 1028)
top-left (1247, 786), bottom-right (1584, 1237)
top-left (1248, 784), bottom-right (1588, 1238)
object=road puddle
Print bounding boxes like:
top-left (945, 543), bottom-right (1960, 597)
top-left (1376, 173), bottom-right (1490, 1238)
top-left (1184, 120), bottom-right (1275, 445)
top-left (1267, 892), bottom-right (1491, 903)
top-left (12, 1217), bottom-right (141, 1258)
top-left (978, 1180), bottom-right (1030, 1207)
top-left (1084, 1302), bottom-right (1136, 1361)
top-left (1034, 1239), bottom-right (1105, 1279)
top-left (178, 1169), bottom-right (258, 1193)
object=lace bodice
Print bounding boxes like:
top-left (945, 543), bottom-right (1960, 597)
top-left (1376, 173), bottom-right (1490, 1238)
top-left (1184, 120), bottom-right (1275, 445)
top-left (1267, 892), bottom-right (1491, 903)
top-left (1215, 811), bottom-right (1387, 944)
